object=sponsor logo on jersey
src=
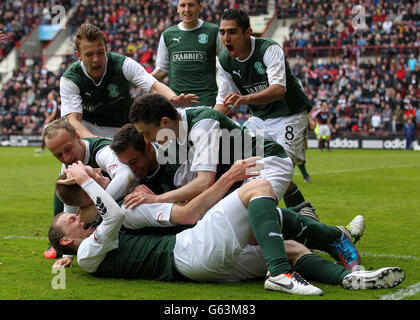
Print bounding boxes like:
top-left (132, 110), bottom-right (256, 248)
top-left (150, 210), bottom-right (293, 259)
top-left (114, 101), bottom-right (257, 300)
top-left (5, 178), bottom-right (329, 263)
top-left (197, 33), bottom-right (208, 44)
top-left (172, 51), bottom-right (207, 62)
top-left (173, 36), bottom-right (181, 43)
top-left (243, 81), bottom-right (269, 94)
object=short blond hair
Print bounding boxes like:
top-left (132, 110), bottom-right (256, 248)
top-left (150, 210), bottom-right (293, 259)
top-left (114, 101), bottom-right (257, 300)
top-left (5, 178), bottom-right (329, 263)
top-left (42, 118), bottom-right (76, 141)
top-left (74, 23), bottom-right (106, 53)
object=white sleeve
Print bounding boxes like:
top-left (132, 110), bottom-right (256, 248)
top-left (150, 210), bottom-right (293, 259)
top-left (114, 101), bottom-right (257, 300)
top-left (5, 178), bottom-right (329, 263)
top-left (155, 34), bottom-right (170, 73)
top-left (95, 146), bottom-right (136, 201)
top-left (122, 202), bottom-right (175, 229)
top-left (263, 44), bottom-right (286, 87)
top-left (122, 57), bottom-right (157, 92)
top-left (60, 77), bottom-right (83, 117)
top-left (189, 119), bottom-right (221, 172)
top-left (215, 61), bottom-right (239, 105)
top-left (76, 178), bottom-right (125, 273)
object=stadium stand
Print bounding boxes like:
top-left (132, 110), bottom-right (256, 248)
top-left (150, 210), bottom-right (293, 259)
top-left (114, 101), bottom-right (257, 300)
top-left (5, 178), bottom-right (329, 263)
top-left (0, 0), bottom-right (418, 143)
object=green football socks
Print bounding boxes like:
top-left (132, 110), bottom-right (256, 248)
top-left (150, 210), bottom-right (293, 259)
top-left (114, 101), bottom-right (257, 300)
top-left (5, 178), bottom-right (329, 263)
top-left (281, 208), bottom-right (342, 251)
top-left (294, 253), bottom-right (351, 285)
top-left (248, 197), bottom-right (292, 276)
top-left (283, 183), bottom-right (305, 208)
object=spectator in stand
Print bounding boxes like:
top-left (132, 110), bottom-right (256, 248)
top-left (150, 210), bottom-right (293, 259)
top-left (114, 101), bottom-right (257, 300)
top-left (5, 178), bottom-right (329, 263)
top-left (408, 53), bottom-right (417, 72)
top-left (392, 105), bottom-right (405, 132)
top-left (370, 111), bottom-right (382, 134)
top-left (0, 30), bottom-right (6, 43)
top-left (35, 91), bottom-right (60, 153)
top-left (336, 114), bottom-right (349, 133)
top-left (381, 103), bottom-right (393, 132)
top-left (416, 108), bottom-right (420, 132)
top-left (403, 117), bottom-right (416, 149)
top-left (403, 99), bottom-right (416, 119)
top-left (1, 112), bottom-right (15, 135)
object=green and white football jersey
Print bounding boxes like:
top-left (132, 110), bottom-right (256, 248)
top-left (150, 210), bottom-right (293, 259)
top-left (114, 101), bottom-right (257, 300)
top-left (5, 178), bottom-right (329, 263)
top-left (162, 21), bottom-right (220, 107)
top-left (61, 53), bottom-right (133, 127)
top-left (169, 108), bottom-right (287, 181)
top-left (218, 37), bottom-right (312, 119)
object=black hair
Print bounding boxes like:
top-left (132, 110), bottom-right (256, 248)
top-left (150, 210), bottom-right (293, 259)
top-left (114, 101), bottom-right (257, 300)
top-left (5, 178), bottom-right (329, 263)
top-left (129, 94), bottom-right (178, 126)
top-left (110, 123), bottom-right (147, 155)
top-left (220, 9), bottom-right (250, 33)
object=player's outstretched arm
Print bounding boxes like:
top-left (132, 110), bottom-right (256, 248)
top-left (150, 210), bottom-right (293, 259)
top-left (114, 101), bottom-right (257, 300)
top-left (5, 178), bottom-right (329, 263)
top-left (170, 157), bottom-right (263, 225)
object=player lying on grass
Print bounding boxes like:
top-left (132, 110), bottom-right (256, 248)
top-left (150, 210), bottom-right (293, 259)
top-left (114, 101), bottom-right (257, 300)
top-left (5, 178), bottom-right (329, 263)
top-left (48, 159), bottom-right (405, 295)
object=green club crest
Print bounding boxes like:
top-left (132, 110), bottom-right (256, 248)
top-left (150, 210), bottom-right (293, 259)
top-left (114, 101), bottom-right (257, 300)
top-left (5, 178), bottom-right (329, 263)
top-left (254, 61), bottom-right (266, 75)
top-left (198, 33), bottom-right (208, 44)
top-left (107, 84), bottom-right (120, 98)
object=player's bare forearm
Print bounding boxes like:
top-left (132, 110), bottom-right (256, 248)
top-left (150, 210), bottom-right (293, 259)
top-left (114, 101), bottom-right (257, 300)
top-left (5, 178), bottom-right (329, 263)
top-left (150, 82), bottom-right (199, 107)
top-left (170, 157), bottom-right (263, 225)
top-left (224, 84), bottom-right (285, 107)
top-left (151, 68), bottom-right (168, 82)
top-left (214, 103), bottom-right (230, 115)
top-left (150, 81), bottom-right (176, 100)
top-left (65, 113), bottom-right (97, 138)
top-left (156, 171), bottom-right (216, 205)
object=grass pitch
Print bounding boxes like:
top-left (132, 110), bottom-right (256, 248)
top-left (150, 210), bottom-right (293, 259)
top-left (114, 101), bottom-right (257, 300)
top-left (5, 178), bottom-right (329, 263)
top-left (0, 147), bottom-right (419, 301)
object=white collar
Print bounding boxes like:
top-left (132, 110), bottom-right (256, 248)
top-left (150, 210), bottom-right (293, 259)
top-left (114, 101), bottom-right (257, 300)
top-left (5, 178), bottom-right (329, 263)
top-left (178, 19), bottom-right (203, 31)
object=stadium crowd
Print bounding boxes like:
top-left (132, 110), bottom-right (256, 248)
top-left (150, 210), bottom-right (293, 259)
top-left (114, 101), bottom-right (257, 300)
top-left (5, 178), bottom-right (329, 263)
top-left (0, 0), bottom-right (418, 137)
top-left (0, 0), bottom-right (72, 63)
top-left (279, 0), bottom-right (419, 50)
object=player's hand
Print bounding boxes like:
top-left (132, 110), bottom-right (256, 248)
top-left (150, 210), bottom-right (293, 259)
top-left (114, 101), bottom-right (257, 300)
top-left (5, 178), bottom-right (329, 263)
top-left (63, 161), bottom-right (90, 185)
top-left (123, 186), bottom-right (158, 209)
top-left (169, 93), bottom-right (199, 107)
top-left (227, 156), bottom-right (264, 182)
top-left (52, 256), bottom-right (73, 269)
top-left (223, 93), bottom-right (249, 107)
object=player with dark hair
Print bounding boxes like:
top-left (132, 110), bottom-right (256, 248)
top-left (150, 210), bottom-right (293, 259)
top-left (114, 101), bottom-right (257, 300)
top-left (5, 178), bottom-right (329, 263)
top-left (152, 0), bottom-right (224, 107)
top-left (214, 9), bottom-right (313, 201)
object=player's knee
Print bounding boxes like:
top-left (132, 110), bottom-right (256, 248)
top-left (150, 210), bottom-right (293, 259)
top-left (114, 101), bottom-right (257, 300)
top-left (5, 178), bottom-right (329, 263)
top-left (284, 240), bottom-right (311, 266)
top-left (251, 178), bottom-right (274, 197)
top-left (239, 179), bottom-right (275, 207)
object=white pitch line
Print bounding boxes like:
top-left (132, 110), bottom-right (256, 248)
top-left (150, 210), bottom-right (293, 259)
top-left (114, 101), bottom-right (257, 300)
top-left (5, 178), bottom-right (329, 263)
top-left (308, 164), bottom-right (420, 175)
top-left (0, 235), bottom-right (48, 241)
top-left (360, 252), bottom-right (420, 261)
top-left (379, 282), bottom-right (420, 300)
